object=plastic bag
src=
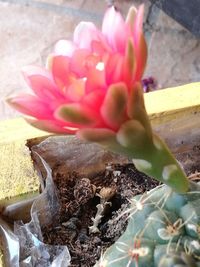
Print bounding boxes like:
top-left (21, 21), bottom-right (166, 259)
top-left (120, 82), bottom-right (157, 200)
top-left (0, 155), bottom-right (71, 267)
top-left (1, 136), bottom-right (130, 267)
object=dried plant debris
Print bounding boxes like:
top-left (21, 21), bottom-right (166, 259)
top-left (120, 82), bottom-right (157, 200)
top-left (89, 186), bottom-right (117, 234)
top-left (42, 163), bottom-right (159, 267)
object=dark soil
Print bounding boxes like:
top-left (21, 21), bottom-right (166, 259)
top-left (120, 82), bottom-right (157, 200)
top-left (42, 163), bottom-right (159, 267)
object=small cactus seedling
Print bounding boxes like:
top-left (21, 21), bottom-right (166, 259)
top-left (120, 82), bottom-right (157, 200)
top-left (8, 3), bottom-right (199, 267)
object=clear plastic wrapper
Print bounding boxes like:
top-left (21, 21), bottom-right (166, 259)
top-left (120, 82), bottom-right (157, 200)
top-left (0, 217), bottom-right (20, 267)
top-left (0, 155), bottom-right (71, 267)
top-left (0, 136), bottom-right (129, 267)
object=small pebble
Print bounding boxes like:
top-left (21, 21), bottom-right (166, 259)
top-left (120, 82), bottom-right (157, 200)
top-left (62, 222), bottom-right (76, 230)
top-left (113, 170), bottom-right (121, 177)
top-left (78, 232), bottom-right (89, 243)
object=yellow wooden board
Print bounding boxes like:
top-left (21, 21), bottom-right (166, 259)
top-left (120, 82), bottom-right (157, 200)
top-left (0, 254), bottom-right (3, 267)
top-left (0, 117), bottom-right (48, 144)
top-left (0, 120), bottom-right (48, 206)
top-left (145, 82), bottom-right (200, 124)
top-left (0, 140), bottom-right (40, 205)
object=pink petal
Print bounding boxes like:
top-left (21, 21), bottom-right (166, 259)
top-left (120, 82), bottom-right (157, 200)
top-left (81, 89), bottom-right (104, 114)
top-left (66, 78), bottom-right (85, 102)
top-left (7, 94), bottom-right (53, 119)
top-left (54, 40), bottom-right (76, 56)
top-left (102, 6), bottom-right (127, 53)
top-left (91, 40), bottom-right (111, 56)
top-left (70, 50), bottom-right (102, 79)
top-left (132, 4), bottom-right (147, 80)
top-left (81, 90), bottom-right (107, 128)
top-left (85, 68), bottom-right (105, 93)
top-left (85, 54), bottom-right (101, 69)
top-left (22, 66), bottom-right (64, 101)
top-left (26, 118), bottom-right (77, 134)
top-left (82, 90), bottom-right (104, 109)
top-left (70, 49), bottom-right (91, 77)
top-left (74, 22), bottom-right (102, 50)
top-left (22, 65), bottom-right (52, 80)
top-left (51, 56), bottom-right (73, 91)
top-left (105, 53), bottom-right (123, 85)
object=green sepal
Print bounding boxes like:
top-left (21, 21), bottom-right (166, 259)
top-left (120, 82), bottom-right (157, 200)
top-left (117, 119), bottom-right (149, 153)
top-left (126, 5), bottom-right (137, 31)
top-left (55, 104), bottom-right (94, 125)
top-left (78, 128), bottom-right (117, 146)
top-left (127, 82), bottom-right (152, 136)
top-left (100, 83), bottom-right (128, 128)
top-left (116, 122), bottom-right (189, 193)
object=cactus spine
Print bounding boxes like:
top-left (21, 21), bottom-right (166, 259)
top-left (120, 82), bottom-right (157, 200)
top-left (95, 182), bottom-right (200, 267)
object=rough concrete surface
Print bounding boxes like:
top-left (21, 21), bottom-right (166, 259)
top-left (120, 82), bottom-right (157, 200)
top-left (0, 0), bottom-right (199, 120)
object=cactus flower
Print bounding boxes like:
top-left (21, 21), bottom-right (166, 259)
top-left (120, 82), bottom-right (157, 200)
top-left (8, 5), bottom-right (189, 193)
top-left (8, 5), bottom-right (147, 134)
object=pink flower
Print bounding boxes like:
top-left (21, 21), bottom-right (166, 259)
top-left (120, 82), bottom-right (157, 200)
top-left (8, 5), bottom-right (147, 135)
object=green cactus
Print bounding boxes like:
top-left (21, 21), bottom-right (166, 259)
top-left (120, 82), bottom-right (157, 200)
top-left (95, 182), bottom-right (200, 267)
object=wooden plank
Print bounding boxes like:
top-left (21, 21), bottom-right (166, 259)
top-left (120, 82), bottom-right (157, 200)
top-left (145, 82), bottom-right (200, 125)
top-left (0, 120), bottom-right (48, 207)
top-left (0, 117), bottom-right (48, 144)
top-left (0, 140), bottom-right (40, 206)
